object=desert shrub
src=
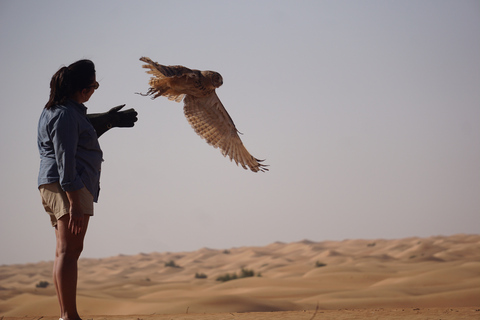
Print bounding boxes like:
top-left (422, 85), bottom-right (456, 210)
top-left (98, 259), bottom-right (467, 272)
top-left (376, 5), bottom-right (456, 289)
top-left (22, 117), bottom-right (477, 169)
top-left (195, 272), bottom-right (208, 279)
top-left (36, 280), bottom-right (49, 288)
top-left (165, 260), bottom-right (180, 268)
top-left (315, 261), bottom-right (327, 268)
top-left (216, 272), bottom-right (238, 282)
top-left (223, 249), bottom-right (231, 254)
top-left (240, 267), bottom-right (255, 278)
top-left (216, 267), bottom-right (260, 282)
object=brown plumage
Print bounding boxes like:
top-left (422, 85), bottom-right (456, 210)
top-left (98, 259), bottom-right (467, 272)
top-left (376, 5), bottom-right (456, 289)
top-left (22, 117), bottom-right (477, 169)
top-left (139, 57), bottom-right (268, 172)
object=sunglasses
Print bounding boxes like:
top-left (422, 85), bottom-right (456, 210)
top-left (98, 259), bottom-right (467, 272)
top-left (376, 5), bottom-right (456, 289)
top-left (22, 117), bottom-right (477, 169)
top-left (88, 81), bottom-right (100, 90)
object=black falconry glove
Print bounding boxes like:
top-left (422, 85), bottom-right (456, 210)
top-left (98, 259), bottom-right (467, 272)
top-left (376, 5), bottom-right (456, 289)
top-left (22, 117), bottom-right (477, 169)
top-left (87, 105), bottom-right (138, 137)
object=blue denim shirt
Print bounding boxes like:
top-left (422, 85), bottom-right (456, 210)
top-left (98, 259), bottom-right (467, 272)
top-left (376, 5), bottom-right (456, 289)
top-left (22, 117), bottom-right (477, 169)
top-left (37, 100), bottom-right (103, 202)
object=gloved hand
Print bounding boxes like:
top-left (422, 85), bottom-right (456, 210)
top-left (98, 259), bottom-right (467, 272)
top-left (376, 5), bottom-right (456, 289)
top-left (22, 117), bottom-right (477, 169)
top-left (87, 105), bottom-right (138, 137)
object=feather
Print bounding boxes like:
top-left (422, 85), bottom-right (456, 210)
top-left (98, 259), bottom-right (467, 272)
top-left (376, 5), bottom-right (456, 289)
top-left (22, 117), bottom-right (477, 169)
top-left (139, 57), bottom-right (268, 172)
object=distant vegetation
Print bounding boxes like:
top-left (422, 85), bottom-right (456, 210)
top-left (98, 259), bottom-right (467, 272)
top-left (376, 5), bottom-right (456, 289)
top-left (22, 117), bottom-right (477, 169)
top-left (36, 280), bottom-right (49, 288)
top-left (315, 261), bottom-right (327, 268)
top-left (195, 272), bottom-right (208, 279)
top-left (216, 272), bottom-right (238, 282)
top-left (216, 267), bottom-right (260, 282)
top-left (165, 260), bottom-right (181, 268)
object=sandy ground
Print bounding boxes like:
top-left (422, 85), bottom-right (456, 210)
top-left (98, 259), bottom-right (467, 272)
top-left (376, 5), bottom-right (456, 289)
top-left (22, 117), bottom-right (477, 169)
top-left (1, 234), bottom-right (479, 319)
top-left (2, 308), bottom-right (480, 320)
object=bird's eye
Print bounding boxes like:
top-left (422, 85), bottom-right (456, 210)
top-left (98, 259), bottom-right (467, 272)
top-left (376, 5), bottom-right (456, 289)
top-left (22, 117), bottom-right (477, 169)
top-left (215, 74), bottom-right (223, 86)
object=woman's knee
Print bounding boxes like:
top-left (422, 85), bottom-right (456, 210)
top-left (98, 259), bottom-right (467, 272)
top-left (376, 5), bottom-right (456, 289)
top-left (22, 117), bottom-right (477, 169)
top-left (56, 240), bottom-right (84, 260)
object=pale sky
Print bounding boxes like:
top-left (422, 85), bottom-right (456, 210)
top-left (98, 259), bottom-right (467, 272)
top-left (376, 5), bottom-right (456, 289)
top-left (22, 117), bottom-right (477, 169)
top-left (1, 0), bottom-right (479, 265)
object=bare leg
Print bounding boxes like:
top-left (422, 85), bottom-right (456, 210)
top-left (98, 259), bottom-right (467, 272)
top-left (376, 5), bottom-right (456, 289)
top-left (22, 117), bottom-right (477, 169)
top-left (53, 214), bottom-right (90, 320)
top-left (52, 254), bottom-right (63, 316)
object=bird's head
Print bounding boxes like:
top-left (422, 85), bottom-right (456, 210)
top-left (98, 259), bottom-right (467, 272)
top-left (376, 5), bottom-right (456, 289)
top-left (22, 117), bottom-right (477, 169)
top-left (204, 71), bottom-right (223, 88)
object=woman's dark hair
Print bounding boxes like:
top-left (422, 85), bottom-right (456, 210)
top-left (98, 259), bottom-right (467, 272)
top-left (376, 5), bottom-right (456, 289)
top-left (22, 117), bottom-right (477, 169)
top-left (45, 59), bottom-right (96, 109)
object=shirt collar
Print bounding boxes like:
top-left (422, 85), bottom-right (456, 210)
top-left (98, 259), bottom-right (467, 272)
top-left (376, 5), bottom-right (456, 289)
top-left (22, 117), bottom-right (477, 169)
top-left (67, 99), bottom-right (88, 115)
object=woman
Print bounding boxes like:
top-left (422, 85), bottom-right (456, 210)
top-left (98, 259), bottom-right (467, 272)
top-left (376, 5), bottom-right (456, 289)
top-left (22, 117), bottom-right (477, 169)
top-left (37, 59), bottom-right (137, 320)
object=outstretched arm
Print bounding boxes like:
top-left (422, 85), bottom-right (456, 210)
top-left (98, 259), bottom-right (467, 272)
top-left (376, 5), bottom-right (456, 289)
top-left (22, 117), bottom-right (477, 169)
top-left (87, 105), bottom-right (138, 137)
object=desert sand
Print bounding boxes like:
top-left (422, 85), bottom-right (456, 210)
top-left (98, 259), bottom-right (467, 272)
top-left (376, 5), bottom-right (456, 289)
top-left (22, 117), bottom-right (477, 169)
top-left (1, 234), bottom-right (479, 319)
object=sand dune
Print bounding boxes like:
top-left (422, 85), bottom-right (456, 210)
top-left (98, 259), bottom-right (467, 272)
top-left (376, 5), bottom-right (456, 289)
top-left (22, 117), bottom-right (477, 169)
top-left (1, 234), bottom-right (479, 318)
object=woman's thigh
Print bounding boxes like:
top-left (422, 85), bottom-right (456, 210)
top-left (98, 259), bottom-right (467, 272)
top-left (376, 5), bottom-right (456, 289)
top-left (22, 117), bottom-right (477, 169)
top-left (55, 215), bottom-right (90, 256)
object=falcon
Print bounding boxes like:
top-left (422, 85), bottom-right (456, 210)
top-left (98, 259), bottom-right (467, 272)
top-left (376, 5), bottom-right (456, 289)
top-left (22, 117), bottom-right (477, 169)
top-left (139, 57), bottom-right (268, 173)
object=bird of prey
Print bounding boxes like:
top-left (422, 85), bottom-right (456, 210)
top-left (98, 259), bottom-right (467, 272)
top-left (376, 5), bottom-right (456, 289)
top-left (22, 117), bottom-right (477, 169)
top-left (139, 57), bottom-right (268, 173)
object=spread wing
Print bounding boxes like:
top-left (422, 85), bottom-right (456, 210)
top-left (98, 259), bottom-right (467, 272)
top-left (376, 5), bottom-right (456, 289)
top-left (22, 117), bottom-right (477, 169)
top-left (184, 92), bottom-right (268, 172)
top-left (139, 56), bottom-right (200, 102)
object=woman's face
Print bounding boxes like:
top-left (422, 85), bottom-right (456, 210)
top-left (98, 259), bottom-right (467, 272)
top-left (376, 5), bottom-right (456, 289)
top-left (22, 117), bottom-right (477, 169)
top-left (80, 77), bottom-right (99, 103)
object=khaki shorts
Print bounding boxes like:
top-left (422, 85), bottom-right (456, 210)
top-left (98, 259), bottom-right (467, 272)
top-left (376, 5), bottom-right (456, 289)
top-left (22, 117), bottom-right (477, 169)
top-left (39, 182), bottom-right (94, 227)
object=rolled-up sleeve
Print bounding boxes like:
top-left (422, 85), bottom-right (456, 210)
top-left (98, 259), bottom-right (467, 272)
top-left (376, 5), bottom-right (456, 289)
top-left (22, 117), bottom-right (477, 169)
top-left (50, 110), bottom-right (85, 192)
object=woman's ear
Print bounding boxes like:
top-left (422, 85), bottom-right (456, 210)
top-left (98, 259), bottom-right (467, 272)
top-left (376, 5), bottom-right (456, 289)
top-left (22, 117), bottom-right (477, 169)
top-left (80, 87), bottom-right (94, 102)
